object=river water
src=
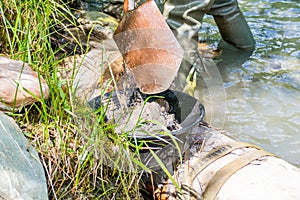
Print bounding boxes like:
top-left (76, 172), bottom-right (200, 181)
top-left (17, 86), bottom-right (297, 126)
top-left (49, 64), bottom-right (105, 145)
top-left (198, 0), bottom-right (300, 166)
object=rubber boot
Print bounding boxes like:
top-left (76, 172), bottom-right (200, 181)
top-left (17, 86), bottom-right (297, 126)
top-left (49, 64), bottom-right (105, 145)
top-left (208, 0), bottom-right (255, 51)
top-left (163, 0), bottom-right (214, 92)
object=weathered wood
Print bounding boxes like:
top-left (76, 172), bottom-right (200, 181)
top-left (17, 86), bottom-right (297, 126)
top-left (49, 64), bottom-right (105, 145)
top-left (154, 122), bottom-right (300, 200)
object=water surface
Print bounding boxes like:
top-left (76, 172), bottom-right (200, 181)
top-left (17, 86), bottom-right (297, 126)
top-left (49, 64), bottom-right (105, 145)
top-left (199, 0), bottom-right (300, 166)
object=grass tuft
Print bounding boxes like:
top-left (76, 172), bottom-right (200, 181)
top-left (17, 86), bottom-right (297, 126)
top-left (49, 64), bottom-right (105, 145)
top-left (0, 0), bottom-right (184, 199)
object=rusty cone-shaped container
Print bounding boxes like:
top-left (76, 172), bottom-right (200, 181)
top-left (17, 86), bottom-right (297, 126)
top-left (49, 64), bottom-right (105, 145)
top-left (113, 0), bottom-right (183, 94)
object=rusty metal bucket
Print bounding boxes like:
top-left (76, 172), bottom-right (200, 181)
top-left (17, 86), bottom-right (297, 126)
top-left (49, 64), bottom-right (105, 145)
top-left (113, 0), bottom-right (183, 94)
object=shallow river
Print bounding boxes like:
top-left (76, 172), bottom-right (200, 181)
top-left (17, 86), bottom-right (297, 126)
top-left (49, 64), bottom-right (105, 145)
top-left (198, 0), bottom-right (300, 166)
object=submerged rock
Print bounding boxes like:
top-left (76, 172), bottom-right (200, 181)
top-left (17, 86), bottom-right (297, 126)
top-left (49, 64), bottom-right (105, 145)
top-left (0, 112), bottom-right (48, 199)
top-left (0, 57), bottom-right (49, 111)
top-left (75, 0), bottom-right (123, 19)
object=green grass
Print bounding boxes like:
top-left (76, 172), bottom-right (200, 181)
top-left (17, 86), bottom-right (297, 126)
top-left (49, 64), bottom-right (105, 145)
top-left (0, 0), bottom-right (149, 199)
top-left (0, 0), bottom-right (184, 199)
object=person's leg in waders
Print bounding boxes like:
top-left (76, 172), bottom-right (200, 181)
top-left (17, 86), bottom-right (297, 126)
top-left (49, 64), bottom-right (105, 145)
top-left (162, 0), bottom-right (255, 94)
top-left (208, 0), bottom-right (255, 51)
top-left (207, 0), bottom-right (256, 72)
top-left (162, 0), bottom-right (214, 94)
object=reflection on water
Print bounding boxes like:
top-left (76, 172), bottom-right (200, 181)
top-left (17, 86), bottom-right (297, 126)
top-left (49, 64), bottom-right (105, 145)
top-left (199, 0), bottom-right (300, 166)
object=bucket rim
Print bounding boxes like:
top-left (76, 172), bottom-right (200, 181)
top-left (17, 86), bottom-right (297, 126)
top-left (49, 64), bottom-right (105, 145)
top-left (88, 88), bottom-right (205, 141)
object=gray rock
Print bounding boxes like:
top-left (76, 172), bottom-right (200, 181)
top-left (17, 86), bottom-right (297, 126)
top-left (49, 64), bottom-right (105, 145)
top-left (52, 10), bottom-right (119, 57)
top-left (59, 40), bottom-right (131, 102)
top-left (0, 112), bottom-right (48, 200)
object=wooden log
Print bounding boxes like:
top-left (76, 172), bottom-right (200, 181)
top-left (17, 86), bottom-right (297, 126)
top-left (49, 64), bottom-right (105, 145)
top-left (153, 122), bottom-right (300, 200)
